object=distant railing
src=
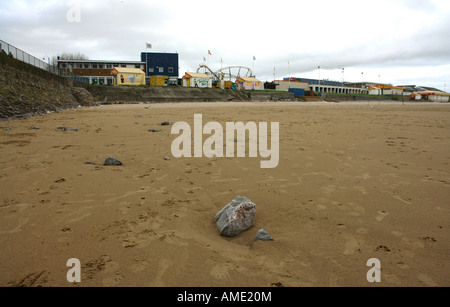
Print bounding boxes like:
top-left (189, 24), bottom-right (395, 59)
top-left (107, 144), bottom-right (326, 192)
top-left (0, 39), bottom-right (58, 74)
top-left (63, 75), bottom-right (90, 84)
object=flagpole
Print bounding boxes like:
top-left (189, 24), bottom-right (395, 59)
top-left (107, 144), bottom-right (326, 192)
top-left (207, 50), bottom-right (211, 69)
top-left (288, 61), bottom-right (291, 90)
top-left (145, 43), bottom-right (149, 85)
top-left (252, 57), bottom-right (255, 77)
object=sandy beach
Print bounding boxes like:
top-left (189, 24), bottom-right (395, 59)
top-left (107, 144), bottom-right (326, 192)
top-left (0, 101), bottom-right (449, 287)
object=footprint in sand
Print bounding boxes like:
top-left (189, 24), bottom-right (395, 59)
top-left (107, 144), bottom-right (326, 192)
top-left (376, 210), bottom-right (389, 222)
top-left (102, 273), bottom-right (124, 287)
top-left (393, 195), bottom-right (412, 205)
top-left (347, 202), bottom-right (365, 216)
top-left (343, 235), bottom-right (361, 255)
top-left (83, 255), bottom-right (118, 280)
top-left (417, 273), bottom-right (438, 287)
top-left (130, 260), bottom-right (150, 273)
top-left (0, 217), bottom-right (29, 234)
top-left (67, 213), bottom-right (91, 223)
top-left (8, 270), bottom-right (48, 287)
top-left (210, 264), bottom-right (232, 282)
top-left (391, 230), bottom-right (404, 238)
top-left (151, 259), bottom-right (170, 286)
top-left (321, 185), bottom-right (335, 195)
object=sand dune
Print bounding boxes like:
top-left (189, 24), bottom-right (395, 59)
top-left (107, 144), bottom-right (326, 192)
top-left (0, 101), bottom-right (449, 287)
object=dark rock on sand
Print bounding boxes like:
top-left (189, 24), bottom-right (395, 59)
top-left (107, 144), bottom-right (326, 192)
top-left (57, 126), bottom-right (78, 132)
top-left (104, 157), bottom-right (123, 166)
top-left (256, 229), bottom-right (274, 241)
top-left (250, 229), bottom-right (274, 249)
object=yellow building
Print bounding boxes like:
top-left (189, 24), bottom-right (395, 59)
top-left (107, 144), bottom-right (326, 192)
top-left (235, 77), bottom-right (262, 90)
top-left (150, 75), bottom-right (169, 87)
top-left (111, 67), bottom-right (146, 86)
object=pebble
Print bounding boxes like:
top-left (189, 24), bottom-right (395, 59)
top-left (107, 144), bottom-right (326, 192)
top-left (57, 127), bottom-right (78, 132)
top-left (104, 157), bottom-right (123, 166)
top-left (250, 229), bottom-right (274, 249)
top-left (256, 229), bottom-right (274, 241)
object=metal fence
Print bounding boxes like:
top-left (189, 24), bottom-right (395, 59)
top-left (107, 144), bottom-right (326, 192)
top-left (0, 39), bottom-right (58, 74)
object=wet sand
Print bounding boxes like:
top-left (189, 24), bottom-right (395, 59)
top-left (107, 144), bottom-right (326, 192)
top-left (0, 101), bottom-right (449, 287)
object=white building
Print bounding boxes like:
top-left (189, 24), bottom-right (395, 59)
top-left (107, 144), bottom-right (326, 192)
top-left (182, 72), bottom-right (212, 88)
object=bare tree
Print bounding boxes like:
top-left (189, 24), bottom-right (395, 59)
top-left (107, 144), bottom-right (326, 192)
top-left (51, 52), bottom-right (89, 66)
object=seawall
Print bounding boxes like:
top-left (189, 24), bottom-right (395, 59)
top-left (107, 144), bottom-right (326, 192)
top-left (87, 86), bottom-right (236, 104)
top-left (0, 51), bottom-right (96, 120)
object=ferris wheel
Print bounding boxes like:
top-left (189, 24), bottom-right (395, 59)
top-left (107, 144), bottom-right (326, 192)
top-left (197, 65), bottom-right (254, 81)
top-left (216, 66), bottom-right (254, 81)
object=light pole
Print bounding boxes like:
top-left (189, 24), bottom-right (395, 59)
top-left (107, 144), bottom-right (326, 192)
top-left (318, 66), bottom-right (321, 94)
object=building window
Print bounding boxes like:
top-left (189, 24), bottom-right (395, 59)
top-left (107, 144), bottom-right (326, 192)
top-left (135, 64), bottom-right (140, 69)
top-left (106, 64), bottom-right (112, 69)
top-left (93, 64), bottom-right (98, 69)
top-left (61, 63), bottom-right (67, 68)
top-left (168, 67), bottom-right (174, 73)
top-left (84, 64), bottom-right (89, 68)
top-left (98, 64), bottom-right (104, 69)
top-left (121, 64), bottom-right (126, 68)
top-left (149, 67), bottom-right (155, 73)
top-left (76, 63), bottom-right (82, 68)
top-left (159, 67), bottom-right (164, 73)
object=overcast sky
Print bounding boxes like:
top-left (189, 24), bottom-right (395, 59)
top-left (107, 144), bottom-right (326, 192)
top-left (1, 0), bottom-right (450, 90)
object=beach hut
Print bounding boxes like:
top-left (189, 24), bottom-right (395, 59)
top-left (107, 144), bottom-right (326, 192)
top-left (235, 77), bottom-right (262, 90)
top-left (111, 67), bottom-right (146, 86)
top-left (412, 91), bottom-right (450, 102)
top-left (182, 72), bottom-right (212, 88)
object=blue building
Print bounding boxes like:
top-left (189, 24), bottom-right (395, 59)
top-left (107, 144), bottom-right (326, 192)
top-left (141, 52), bottom-right (179, 78)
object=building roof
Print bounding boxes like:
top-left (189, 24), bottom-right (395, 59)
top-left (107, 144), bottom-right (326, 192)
top-left (368, 85), bottom-right (405, 90)
top-left (276, 78), bottom-right (309, 84)
top-left (421, 86), bottom-right (444, 92)
top-left (111, 67), bottom-right (145, 75)
top-left (59, 59), bottom-right (145, 64)
top-left (413, 90), bottom-right (450, 96)
top-left (183, 72), bottom-right (211, 79)
top-left (236, 77), bottom-right (261, 82)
